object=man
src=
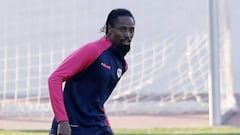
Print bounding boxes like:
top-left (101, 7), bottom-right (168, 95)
top-left (48, 8), bottom-right (135, 135)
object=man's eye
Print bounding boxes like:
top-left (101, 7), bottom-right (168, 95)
top-left (119, 27), bottom-right (127, 32)
top-left (129, 28), bottom-right (134, 33)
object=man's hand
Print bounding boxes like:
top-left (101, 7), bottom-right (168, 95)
top-left (57, 121), bottom-right (71, 135)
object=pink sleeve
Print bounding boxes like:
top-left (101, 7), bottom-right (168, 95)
top-left (48, 44), bottom-right (102, 122)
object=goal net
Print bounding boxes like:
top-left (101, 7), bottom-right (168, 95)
top-left (0, 0), bottom-right (236, 123)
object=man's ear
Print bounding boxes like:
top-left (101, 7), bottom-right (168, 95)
top-left (108, 25), bottom-right (113, 35)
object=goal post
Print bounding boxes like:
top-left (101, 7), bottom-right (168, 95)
top-left (208, 0), bottom-right (221, 126)
top-left (208, 0), bottom-right (237, 126)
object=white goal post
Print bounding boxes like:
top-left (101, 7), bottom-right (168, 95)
top-left (208, 0), bottom-right (237, 126)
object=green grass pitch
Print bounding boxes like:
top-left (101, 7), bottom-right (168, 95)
top-left (1, 128), bottom-right (240, 135)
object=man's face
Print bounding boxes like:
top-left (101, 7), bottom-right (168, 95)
top-left (108, 16), bottom-right (135, 54)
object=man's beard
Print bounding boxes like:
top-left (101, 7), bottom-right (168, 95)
top-left (119, 44), bottom-right (130, 56)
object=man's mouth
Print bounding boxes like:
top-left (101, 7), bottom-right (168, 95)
top-left (121, 39), bottom-right (131, 45)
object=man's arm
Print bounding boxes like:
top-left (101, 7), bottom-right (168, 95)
top-left (48, 44), bottom-right (101, 122)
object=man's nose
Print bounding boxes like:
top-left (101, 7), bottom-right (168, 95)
top-left (124, 31), bottom-right (131, 38)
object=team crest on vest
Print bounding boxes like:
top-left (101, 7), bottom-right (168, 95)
top-left (117, 68), bottom-right (122, 78)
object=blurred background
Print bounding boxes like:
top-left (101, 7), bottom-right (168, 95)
top-left (0, 0), bottom-right (240, 130)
